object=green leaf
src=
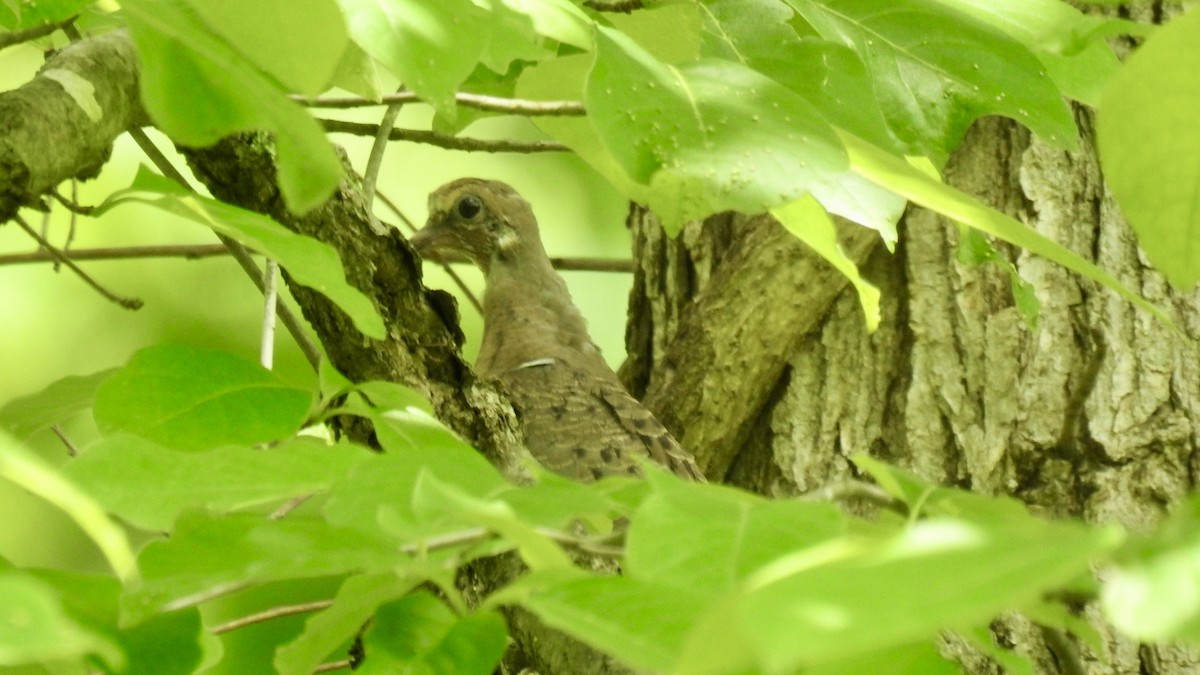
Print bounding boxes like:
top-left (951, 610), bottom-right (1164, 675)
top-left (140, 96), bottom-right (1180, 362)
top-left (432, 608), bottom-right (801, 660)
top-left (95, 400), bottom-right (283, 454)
top-left (64, 434), bottom-right (372, 531)
top-left (323, 442), bottom-right (508, 538)
top-left (122, 512), bottom-right (400, 625)
top-left (699, 0), bottom-right (898, 152)
top-left (98, 168), bottom-right (386, 339)
top-left (275, 573), bottom-right (416, 675)
top-left (93, 344), bottom-right (315, 452)
top-left (0, 430), bottom-right (136, 581)
top-left (0, 572), bottom-right (124, 668)
top-left (32, 569), bottom-right (211, 675)
top-left (185, 0), bottom-right (348, 97)
top-left (734, 514), bottom-right (1117, 671)
top-left (520, 575), bottom-right (711, 672)
top-left (339, 0), bottom-right (481, 114)
top-left (808, 640), bottom-right (960, 675)
top-left (5, 0), bottom-right (92, 29)
top-left (1098, 7), bottom-right (1200, 290)
top-left (328, 38), bottom-right (384, 101)
top-left (626, 470), bottom-right (845, 592)
top-left (1102, 493), bottom-right (1200, 644)
top-left (122, 0), bottom-right (342, 212)
top-left (773, 196), bottom-right (882, 330)
top-left (588, 28), bottom-right (847, 232)
top-left (840, 130), bottom-right (1175, 329)
top-left (357, 592), bottom-right (506, 675)
top-left (785, 0), bottom-right (1077, 155)
top-left (927, 0), bottom-right (1121, 106)
top-left (0, 369), bottom-right (113, 440)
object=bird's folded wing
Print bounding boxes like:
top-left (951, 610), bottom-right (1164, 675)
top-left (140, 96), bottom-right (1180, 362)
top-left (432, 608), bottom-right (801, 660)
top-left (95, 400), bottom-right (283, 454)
top-left (595, 379), bottom-right (706, 482)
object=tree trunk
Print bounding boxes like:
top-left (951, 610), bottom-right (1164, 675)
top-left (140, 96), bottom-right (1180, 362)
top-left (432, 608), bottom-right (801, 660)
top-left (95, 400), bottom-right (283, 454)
top-left (623, 112), bottom-right (1200, 673)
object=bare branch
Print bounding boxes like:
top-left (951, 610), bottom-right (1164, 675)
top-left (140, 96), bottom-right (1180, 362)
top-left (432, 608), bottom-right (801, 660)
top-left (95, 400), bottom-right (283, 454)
top-left (314, 659), bottom-right (354, 673)
top-left (548, 257), bottom-right (633, 273)
top-left (297, 91), bottom-right (585, 117)
top-left (13, 214), bottom-right (143, 309)
top-left (210, 599), bottom-right (334, 635)
top-left (0, 244), bottom-right (229, 265)
top-left (0, 17), bottom-right (74, 50)
top-left (319, 120), bottom-right (570, 154)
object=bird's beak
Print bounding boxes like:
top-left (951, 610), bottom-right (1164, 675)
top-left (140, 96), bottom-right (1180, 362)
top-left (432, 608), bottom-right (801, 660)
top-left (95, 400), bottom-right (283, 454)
top-left (409, 220), bottom-right (469, 264)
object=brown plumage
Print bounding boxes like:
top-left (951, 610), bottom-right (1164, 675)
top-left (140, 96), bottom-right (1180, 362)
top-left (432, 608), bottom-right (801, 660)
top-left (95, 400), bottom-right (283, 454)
top-left (410, 178), bottom-right (705, 483)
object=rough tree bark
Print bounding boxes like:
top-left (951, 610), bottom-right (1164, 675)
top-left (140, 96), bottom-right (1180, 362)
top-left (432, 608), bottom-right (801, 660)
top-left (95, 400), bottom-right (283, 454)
top-left (621, 110), bottom-right (1200, 675)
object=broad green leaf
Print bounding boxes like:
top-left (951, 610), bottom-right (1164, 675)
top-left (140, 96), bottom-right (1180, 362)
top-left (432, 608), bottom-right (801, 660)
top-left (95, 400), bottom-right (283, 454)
top-left (699, 0), bottom-right (898, 152)
top-left (518, 54), bottom-right (646, 198)
top-left (186, 0), bottom-right (347, 97)
top-left (122, 0), bottom-right (342, 212)
top-left (785, 0), bottom-right (1077, 155)
top-left (588, 28), bottom-right (847, 232)
top-left (0, 369), bottom-right (113, 440)
top-left (338, 0), bottom-right (549, 117)
top-left (607, 2), bottom-right (701, 64)
top-left (734, 514), bottom-right (1117, 671)
top-left (520, 575), bottom-right (711, 672)
top-left (0, 430), bottom-right (135, 580)
top-left (501, 0), bottom-right (592, 50)
top-left (927, 0), bottom-right (1121, 105)
top-left (32, 569), bottom-right (211, 675)
top-left (64, 434), bottom-right (372, 531)
top-left (626, 470), bottom-right (845, 592)
top-left (808, 640), bottom-right (960, 675)
top-left (328, 38), bottom-right (383, 101)
top-left (338, 0), bottom-right (486, 114)
top-left (0, 572), bottom-right (123, 668)
top-left (93, 344), bottom-right (315, 452)
top-left (122, 512), bottom-right (400, 625)
top-left (773, 196), bottom-right (882, 330)
top-left (1102, 493), bottom-right (1200, 644)
top-left (98, 168), bottom-right (386, 339)
top-left (275, 573), bottom-right (416, 675)
top-left (410, 473), bottom-right (574, 571)
top-left (357, 592), bottom-right (506, 675)
top-left (323, 442), bottom-right (508, 537)
top-left (841, 130), bottom-right (1175, 329)
top-left (1098, 7), bottom-right (1200, 289)
top-left (5, 0), bottom-right (92, 28)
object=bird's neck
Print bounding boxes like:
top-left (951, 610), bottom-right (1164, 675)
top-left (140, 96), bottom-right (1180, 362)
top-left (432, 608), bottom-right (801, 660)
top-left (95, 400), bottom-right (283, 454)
top-left (476, 252), bottom-right (601, 377)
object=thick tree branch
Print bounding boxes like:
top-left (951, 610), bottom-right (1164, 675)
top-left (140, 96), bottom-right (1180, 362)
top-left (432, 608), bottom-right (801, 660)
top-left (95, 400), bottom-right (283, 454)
top-left (0, 29), bottom-right (146, 221)
top-left (624, 209), bottom-right (880, 481)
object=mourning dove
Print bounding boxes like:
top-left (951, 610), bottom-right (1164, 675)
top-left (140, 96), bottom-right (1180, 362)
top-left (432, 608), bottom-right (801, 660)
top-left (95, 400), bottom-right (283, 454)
top-left (410, 178), bottom-right (704, 483)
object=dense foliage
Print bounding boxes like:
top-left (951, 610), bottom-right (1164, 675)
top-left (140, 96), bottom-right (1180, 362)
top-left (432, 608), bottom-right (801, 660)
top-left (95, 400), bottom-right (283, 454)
top-left (2, 0), bottom-right (1200, 673)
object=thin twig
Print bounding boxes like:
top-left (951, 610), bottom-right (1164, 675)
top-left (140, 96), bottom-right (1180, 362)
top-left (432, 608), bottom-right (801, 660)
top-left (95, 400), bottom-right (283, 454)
top-left (396, 525), bottom-right (625, 558)
top-left (548, 257), bottom-right (634, 273)
top-left (210, 599), bottom-right (334, 635)
top-left (12, 215), bottom-right (143, 309)
top-left (583, 0), bottom-right (643, 11)
top-left (261, 260), bottom-right (278, 368)
top-left (268, 494), bottom-right (312, 520)
top-left (50, 425), bottom-right (80, 457)
top-left (49, 189), bottom-right (95, 215)
top-left (0, 17), bottom-right (73, 49)
top-left (0, 244), bottom-right (229, 265)
top-left (320, 120), bottom-right (570, 154)
top-left (314, 659), bottom-right (354, 673)
top-left (374, 190), bottom-right (484, 314)
top-left (362, 88), bottom-right (406, 236)
top-left (296, 91), bottom-right (585, 116)
top-left (126, 128), bottom-right (323, 371)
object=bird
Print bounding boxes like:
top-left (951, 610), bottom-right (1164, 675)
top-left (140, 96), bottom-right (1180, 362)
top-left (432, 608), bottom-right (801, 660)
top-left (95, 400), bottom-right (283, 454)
top-left (409, 178), bottom-right (705, 483)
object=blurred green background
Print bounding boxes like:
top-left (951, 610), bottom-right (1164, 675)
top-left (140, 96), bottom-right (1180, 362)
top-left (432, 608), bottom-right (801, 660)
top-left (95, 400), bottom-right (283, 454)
top-left (0, 42), bottom-right (630, 577)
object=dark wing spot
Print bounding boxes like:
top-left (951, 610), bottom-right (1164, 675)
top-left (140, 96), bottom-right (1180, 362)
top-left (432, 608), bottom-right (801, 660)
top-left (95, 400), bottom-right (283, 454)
top-left (600, 448), bottom-right (614, 463)
top-left (573, 447), bottom-right (588, 458)
top-left (591, 467), bottom-right (606, 480)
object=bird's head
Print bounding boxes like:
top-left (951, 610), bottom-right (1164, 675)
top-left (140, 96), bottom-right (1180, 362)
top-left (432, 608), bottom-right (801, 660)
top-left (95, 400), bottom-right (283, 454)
top-left (410, 178), bottom-right (540, 273)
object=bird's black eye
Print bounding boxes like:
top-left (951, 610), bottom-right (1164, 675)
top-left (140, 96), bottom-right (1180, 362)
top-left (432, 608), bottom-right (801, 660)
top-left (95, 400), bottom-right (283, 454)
top-left (456, 194), bottom-right (483, 220)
